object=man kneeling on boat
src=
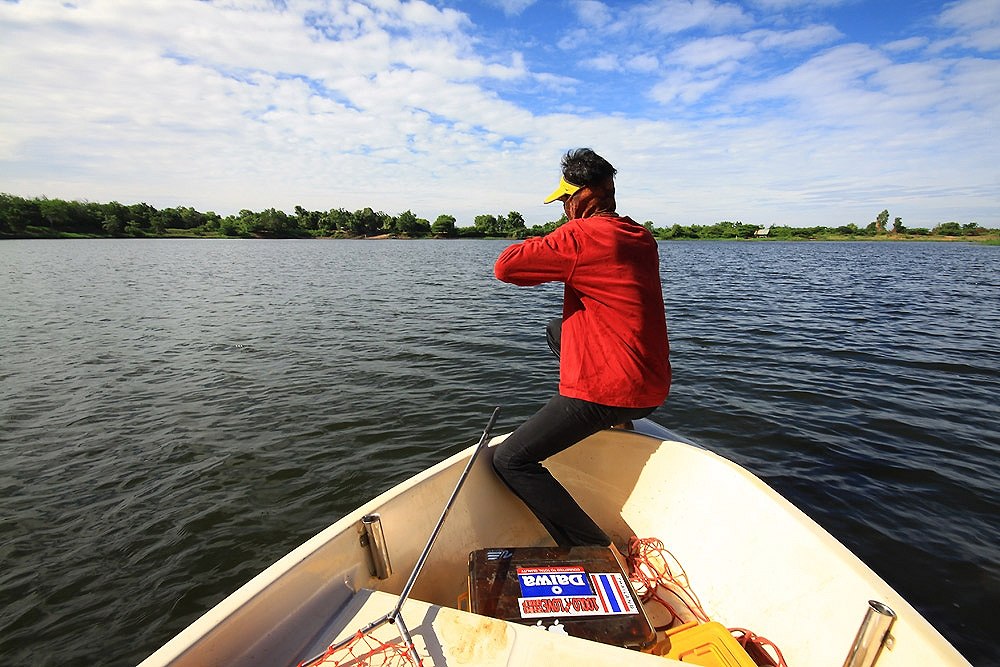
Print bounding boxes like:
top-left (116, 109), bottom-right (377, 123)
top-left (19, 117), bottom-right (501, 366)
top-left (492, 147), bottom-right (671, 550)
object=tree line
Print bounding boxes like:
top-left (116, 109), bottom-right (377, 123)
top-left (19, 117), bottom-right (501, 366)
top-left (656, 213), bottom-right (992, 240)
top-left (0, 195), bottom-right (992, 241)
top-left (0, 194), bottom-right (551, 239)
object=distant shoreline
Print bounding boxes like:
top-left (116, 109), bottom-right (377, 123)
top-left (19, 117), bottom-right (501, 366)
top-left (3, 230), bottom-right (998, 244)
top-left (4, 194), bottom-right (995, 242)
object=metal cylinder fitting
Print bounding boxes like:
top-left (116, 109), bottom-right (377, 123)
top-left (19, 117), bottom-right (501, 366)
top-left (843, 600), bottom-right (897, 667)
top-left (361, 513), bottom-right (392, 580)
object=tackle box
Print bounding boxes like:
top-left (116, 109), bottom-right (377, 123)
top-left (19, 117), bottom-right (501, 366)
top-left (467, 545), bottom-right (656, 651)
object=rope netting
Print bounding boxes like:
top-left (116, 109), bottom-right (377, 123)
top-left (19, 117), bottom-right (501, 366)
top-left (626, 536), bottom-right (787, 666)
top-left (627, 536), bottom-right (710, 630)
top-left (297, 629), bottom-right (419, 667)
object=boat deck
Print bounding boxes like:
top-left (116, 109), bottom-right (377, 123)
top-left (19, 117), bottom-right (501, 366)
top-left (299, 588), bottom-right (676, 666)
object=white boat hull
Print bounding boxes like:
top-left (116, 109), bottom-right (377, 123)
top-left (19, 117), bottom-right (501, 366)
top-left (139, 423), bottom-right (971, 666)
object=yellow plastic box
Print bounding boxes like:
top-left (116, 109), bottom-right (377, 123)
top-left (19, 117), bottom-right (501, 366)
top-left (658, 621), bottom-right (757, 666)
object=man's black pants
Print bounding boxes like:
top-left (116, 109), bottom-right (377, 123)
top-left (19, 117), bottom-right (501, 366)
top-left (491, 393), bottom-right (655, 547)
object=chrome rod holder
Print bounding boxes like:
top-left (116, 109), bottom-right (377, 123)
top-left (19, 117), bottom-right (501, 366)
top-left (361, 513), bottom-right (392, 580)
top-left (843, 600), bottom-right (897, 667)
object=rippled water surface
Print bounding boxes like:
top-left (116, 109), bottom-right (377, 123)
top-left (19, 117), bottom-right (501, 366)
top-left (1, 239), bottom-right (998, 666)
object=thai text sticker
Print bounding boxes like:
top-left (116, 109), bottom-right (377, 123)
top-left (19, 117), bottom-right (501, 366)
top-left (516, 569), bottom-right (638, 619)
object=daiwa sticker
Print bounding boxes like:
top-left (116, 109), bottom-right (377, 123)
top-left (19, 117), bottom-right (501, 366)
top-left (517, 566), bottom-right (593, 598)
top-left (516, 569), bottom-right (638, 619)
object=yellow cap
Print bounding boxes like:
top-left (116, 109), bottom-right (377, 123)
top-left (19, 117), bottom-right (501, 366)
top-left (543, 176), bottom-right (581, 204)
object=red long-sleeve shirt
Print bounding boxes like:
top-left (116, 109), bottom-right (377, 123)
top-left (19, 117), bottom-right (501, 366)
top-left (494, 215), bottom-right (671, 408)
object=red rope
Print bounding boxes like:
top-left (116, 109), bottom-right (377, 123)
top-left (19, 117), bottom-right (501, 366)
top-left (627, 536), bottom-right (710, 629)
top-left (730, 627), bottom-right (788, 667)
top-left (298, 629), bottom-right (418, 667)
top-left (626, 537), bottom-right (789, 666)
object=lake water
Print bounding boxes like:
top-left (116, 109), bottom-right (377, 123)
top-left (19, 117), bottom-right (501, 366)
top-left (1, 239), bottom-right (998, 666)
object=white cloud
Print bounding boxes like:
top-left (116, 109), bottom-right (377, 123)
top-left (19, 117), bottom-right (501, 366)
top-left (647, 27), bottom-right (839, 108)
top-left (633, 0), bottom-right (754, 34)
top-left (667, 35), bottom-right (758, 68)
top-left (485, 0), bottom-right (538, 17)
top-left (0, 0), bottom-right (996, 229)
top-left (750, 24), bottom-right (843, 50)
top-left (398, 0), bottom-right (470, 30)
top-left (571, 1), bottom-right (616, 29)
top-left (627, 54), bottom-right (661, 71)
top-left (649, 70), bottom-right (731, 105)
top-left (733, 43), bottom-right (904, 130)
top-left (707, 38), bottom-right (999, 224)
top-left (884, 36), bottom-right (931, 53)
top-left (937, 0), bottom-right (1000, 52)
top-left (0, 0), bottom-right (546, 219)
top-left (581, 54), bottom-right (622, 71)
top-left (938, 0), bottom-right (1000, 32)
top-left (569, 0), bottom-right (751, 36)
top-left (748, 0), bottom-right (855, 9)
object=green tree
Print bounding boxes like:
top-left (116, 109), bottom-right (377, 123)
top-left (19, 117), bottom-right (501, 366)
top-left (875, 209), bottom-right (889, 234)
top-left (38, 197), bottom-right (76, 232)
top-left (127, 202), bottom-right (156, 234)
top-left (236, 208), bottom-right (299, 236)
top-left (0, 194), bottom-right (41, 235)
top-left (381, 212), bottom-right (399, 235)
top-left (527, 214), bottom-right (567, 237)
top-left (321, 208), bottom-right (353, 235)
top-left (432, 214), bottom-right (457, 237)
top-left (294, 205), bottom-right (321, 232)
top-left (373, 210), bottom-right (392, 235)
top-left (156, 208), bottom-right (183, 231)
top-left (219, 215), bottom-right (242, 236)
top-left (502, 211), bottom-right (527, 238)
top-left (934, 221), bottom-right (962, 236)
top-left (102, 201), bottom-right (129, 236)
top-left (474, 213), bottom-right (502, 236)
top-left (199, 211), bottom-right (222, 233)
top-left (149, 212), bottom-right (167, 235)
top-left (263, 208), bottom-right (297, 236)
top-left (892, 217), bottom-right (905, 234)
top-left (177, 206), bottom-right (205, 230)
top-left (102, 215), bottom-right (125, 236)
top-left (353, 208), bottom-right (380, 236)
top-left (663, 223), bottom-right (699, 239)
top-left (394, 210), bottom-right (415, 235)
top-left (700, 221), bottom-right (733, 238)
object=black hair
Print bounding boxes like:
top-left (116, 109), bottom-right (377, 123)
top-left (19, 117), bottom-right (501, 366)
top-left (561, 148), bottom-right (617, 187)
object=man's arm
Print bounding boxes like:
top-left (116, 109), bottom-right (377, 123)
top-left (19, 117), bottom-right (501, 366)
top-left (493, 228), bottom-right (579, 286)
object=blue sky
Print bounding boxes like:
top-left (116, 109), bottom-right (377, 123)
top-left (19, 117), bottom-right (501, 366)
top-left (1, 0), bottom-right (997, 228)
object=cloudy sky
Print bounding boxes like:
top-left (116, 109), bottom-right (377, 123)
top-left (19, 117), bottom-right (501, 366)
top-left (1, 0), bottom-right (997, 228)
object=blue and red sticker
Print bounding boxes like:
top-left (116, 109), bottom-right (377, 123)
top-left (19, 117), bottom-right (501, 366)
top-left (516, 566), bottom-right (638, 618)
